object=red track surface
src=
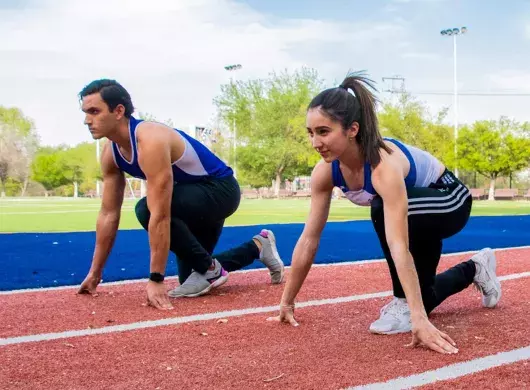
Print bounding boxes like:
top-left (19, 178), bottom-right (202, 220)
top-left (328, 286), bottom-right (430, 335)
top-left (420, 361), bottom-right (530, 389)
top-left (1, 247), bottom-right (529, 389)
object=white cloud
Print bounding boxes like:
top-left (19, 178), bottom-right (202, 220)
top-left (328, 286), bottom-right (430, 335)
top-left (489, 70), bottom-right (530, 90)
top-left (0, 0), bottom-right (406, 146)
top-left (401, 52), bottom-right (440, 60)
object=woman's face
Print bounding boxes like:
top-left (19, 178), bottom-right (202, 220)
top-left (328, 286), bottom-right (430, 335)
top-left (306, 107), bottom-right (359, 163)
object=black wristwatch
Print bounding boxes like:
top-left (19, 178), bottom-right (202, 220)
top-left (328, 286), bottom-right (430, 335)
top-left (149, 272), bottom-right (165, 283)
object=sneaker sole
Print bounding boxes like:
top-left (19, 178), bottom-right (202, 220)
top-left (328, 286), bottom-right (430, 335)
top-left (264, 230), bottom-right (284, 284)
top-left (485, 277), bottom-right (502, 308)
top-left (476, 249), bottom-right (502, 308)
top-left (484, 249), bottom-right (501, 308)
top-left (169, 274), bottom-right (229, 298)
top-left (369, 325), bottom-right (412, 335)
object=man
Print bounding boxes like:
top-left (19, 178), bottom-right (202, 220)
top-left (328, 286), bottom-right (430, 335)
top-left (77, 79), bottom-right (284, 310)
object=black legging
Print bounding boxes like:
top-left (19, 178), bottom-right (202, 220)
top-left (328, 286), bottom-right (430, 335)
top-left (371, 169), bottom-right (476, 314)
top-left (135, 175), bottom-right (259, 284)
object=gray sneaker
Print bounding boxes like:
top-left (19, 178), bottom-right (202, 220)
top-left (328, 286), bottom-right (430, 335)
top-left (369, 297), bottom-right (412, 335)
top-left (168, 259), bottom-right (228, 298)
top-left (471, 248), bottom-right (501, 308)
top-left (253, 229), bottom-right (284, 284)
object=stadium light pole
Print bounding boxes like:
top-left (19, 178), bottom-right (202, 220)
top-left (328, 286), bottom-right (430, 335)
top-left (224, 64), bottom-right (242, 178)
top-left (441, 26), bottom-right (467, 178)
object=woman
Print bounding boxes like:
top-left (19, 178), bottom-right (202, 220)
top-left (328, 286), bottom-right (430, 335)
top-left (268, 72), bottom-right (501, 354)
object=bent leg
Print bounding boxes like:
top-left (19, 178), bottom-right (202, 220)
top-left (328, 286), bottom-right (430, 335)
top-left (370, 174), bottom-right (475, 314)
top-left (369, 170), bottom-right (476, 334)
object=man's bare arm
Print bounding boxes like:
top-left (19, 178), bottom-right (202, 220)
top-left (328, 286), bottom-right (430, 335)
top-left (136, 125), bottom-right (173, 275)
top-left (79, 142), bottom-right (125, 293)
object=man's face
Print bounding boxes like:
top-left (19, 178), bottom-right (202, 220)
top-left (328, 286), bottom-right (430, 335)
top-left (81, 93), bottom-right (120, 139)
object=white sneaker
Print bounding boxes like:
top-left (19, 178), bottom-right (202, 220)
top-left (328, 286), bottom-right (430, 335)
top-left (471, 248), bottom-right (501, 308)
top-left (369, 297), bottom-right (412, 334)
top-left (253, 229), bottom-right (284, 284)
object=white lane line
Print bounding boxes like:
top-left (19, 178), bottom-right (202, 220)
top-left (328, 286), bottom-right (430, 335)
top-left (0, 291), bottom-right (391, 346)
top-left (0, 271), bottom-right (528, 347)
top-left (1, 245), bottom-right (529, 295)
top-left (349, 345), bottom-right (530, 390)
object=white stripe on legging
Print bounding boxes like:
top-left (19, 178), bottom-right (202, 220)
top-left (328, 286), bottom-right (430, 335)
top-left (408, 184), bottom-right (464, 203)
top-left (408, 191), bottom-right (471, 216)
top-left (408, 186), bottom-right (468, 210)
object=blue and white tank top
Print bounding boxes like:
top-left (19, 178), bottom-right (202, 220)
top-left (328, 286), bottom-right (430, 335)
top-left (111, 116), bottom-right (233, 183)
top-left (332, 138), bottom-right (443, 206)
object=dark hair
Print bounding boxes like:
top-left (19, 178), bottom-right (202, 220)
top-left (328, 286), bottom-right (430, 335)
top-left (79, 79), bottom-right (134, 118)
top-left (308, 71), bottom-right (391, 166)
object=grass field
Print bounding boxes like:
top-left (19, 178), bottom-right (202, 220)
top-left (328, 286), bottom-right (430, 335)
top-left (1, 197), bottom-right (529, 233)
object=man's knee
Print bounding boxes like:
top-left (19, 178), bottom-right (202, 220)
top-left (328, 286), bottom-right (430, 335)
top-left (135, 197), bottom-right (150, 230)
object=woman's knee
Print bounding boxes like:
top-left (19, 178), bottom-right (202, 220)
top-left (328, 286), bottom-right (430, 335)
top-left (370, 196), bottom-right (384, 224)
top-left (135, 197), bottom-right (150, 230)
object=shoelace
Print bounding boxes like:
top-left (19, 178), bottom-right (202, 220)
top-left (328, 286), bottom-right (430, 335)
top-left (380, 299), bottom-right (409, 319)
top-left (475, 279), bottom-right (496, 296)
top-left (474, 265), bottom-right (496, 296)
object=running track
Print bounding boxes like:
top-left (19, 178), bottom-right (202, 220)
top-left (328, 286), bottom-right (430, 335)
top-left (1, 247), bottom-right (529, 389)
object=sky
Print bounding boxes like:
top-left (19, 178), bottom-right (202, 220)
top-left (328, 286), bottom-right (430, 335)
top-left (1, 0), bottom-right (530, 146)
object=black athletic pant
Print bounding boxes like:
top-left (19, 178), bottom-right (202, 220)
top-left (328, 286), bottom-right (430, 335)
top-left (370, 169), bottom-right (476, 314)
top-left (135, 175), bottom-right (259, 284)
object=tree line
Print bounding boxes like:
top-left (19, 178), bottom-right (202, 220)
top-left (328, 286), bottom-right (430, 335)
top-left (1, 68), bottom-right (529, 200)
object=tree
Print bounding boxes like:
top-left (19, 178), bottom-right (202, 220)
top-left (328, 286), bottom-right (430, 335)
top-left (62, 143), bottom-right (100, 196)
top-left (138, 112), bottom-right (174, 127)
top-left (59, 148), bottom-right (85, 198)
top-left (378, 93), bottom-right (454, 167)
top-left (31, 151), bottom-right (71, 196)
top-left (0, 107), bottom-right (39, 196)
top-left (214, 68), bottom-right (323, 194)
top-left (0, 130), bottom-right (22, 196)
top-left (458, 117), bottom-right (530, 200)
